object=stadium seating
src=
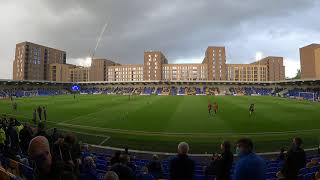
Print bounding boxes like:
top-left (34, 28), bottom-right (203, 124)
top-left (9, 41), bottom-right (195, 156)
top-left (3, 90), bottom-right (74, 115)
top-left (2, 147), bottom-right (320, 180)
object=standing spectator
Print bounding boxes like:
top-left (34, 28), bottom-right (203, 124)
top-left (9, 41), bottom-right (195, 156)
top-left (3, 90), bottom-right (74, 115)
top-left (215, 141), bottom-right (234, 180)
top-left (147, 154), bottom-right (163, 179)
top-left (124, 147), bottom-right (131, 156)
top-left (35, 122), bottom-right (52, 148)
top-left (110, 154), bottom-right (135, 180)
top-left (280, 137), bottom-right (306, 180)
top-left (7, 118), bottom-right (20, 155)
top-left (19, 123), bottom-right (33, 155)
top-left (168, 142), bottom-right (195, 180)
top-left (37, 106), bottom-right (42, 122)
top-left (43, 106), bottom-right (47, 121)
top-left (204, 153), bottom-right (219, 176)
top-left (28, 136), bottom-right (77, 180)
top-left (33, 109), bottom-right (37, 124)
top-left (233, 138), bottom-right (266, 180)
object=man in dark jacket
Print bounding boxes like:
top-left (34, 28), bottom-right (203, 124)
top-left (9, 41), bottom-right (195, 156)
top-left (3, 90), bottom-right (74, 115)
top-left (169, 142), bottom-right (195, 180)
top-left (281, 137), bottom-right (306, 180)
top-left (110, 154), bottom-right (135, 180)
top-left (215, 141), bottom-right (234, 180)
top-left (7, 119), bottom-right (20, 153)
top-left (37, 106), bottom-right (42, 122)
top-left (19, 123), bottom-right (33, 155)
top-left (147, 154), bottom-right (163, 179)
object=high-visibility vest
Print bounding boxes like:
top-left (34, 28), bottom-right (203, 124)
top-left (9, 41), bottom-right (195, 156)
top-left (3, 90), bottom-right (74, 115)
top-left (15, 125), bottom-right (24, 134)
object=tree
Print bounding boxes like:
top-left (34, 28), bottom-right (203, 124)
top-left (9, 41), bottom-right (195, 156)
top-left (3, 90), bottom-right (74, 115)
top-left (293, 69), bottom-right (301, 79)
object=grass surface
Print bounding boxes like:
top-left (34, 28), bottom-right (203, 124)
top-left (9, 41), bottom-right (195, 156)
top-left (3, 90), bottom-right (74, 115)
top-left (1, 94), bottom-right (320, 153)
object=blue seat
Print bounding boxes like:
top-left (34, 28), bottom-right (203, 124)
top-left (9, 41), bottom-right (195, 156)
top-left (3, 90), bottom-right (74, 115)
top-left (266, 172), bottom-right (276, 179)
top-left (96, 163), bottom-right (107, 171)
top-left (304, 172), bottom-right (314, 180)
top-left (299, 167), bottom-right (308, 175)
top-left (19, 164), bottom-right (33, 180)
top-left (308, 166), bottom-right (319, 173)
top-left (136, 173), bottom-right (156, 180)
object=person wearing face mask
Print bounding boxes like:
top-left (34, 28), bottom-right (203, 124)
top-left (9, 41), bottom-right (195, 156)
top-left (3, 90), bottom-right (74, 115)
top-left (280, 137), bottom-right (306, 180)
top-left (233, 138), bottom-right (266, 180)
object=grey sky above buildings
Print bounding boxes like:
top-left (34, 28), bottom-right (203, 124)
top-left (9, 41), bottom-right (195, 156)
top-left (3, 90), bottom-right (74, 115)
top-left (0, 0), bottom-right (319, 79)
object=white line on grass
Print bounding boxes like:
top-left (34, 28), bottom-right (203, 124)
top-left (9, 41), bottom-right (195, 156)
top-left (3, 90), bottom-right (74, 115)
top-left (99, 137), bottom-right (111, 145)
top-left (5, 113), bottom-right (320, 137)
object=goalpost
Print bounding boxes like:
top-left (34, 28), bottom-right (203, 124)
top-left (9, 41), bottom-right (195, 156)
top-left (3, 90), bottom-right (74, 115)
top-left (298, 92), bottom-right (316, 101)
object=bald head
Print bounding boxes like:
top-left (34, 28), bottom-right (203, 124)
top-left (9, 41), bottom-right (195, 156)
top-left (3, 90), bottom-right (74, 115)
top-left (178, 142), bottom-right (189, 155)
top-left (28, 136), bottom-right (50, 157)
top-left (28, 136), bottom-right (52, 174)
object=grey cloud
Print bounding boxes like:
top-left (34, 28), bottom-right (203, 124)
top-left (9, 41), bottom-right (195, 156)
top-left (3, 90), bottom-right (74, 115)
top-left (0, 0), bottom-right (319, 78)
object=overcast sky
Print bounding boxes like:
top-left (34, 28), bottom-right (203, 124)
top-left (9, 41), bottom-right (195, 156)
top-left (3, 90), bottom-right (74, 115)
top-left (1, 0), bottom-right (319, 79)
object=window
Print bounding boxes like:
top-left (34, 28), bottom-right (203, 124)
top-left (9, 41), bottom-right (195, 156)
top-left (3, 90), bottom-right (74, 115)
top-left (155, 54), bottom-right (158, 57)
top-left (148, 55), bottom-right (151, 58)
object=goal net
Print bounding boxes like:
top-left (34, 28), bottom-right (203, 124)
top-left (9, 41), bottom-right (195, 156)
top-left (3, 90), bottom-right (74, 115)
top-left (298, 92), bottom-right (316, 101)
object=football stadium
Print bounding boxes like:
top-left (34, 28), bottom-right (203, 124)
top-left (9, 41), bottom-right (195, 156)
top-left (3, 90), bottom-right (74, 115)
top-left (1, 80), bottom-right (320, 154)
top-left (2, 1), bottom-right (320, 179)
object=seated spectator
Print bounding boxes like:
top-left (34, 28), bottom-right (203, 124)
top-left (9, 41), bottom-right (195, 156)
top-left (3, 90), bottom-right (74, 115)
top-left (215, 141), bottom-right (234, 180)
top-left (168, 142), bottom-right (195, 180)
top-left (28, 136), bottom-right (77, 180)
top-left (280, 137), bottom-right (306, 180)
top-left (204, 153), bottom-right (219, 176)
top-left (82, 143), bottom-right (95, 159)
top-left (125, 154), bottom-right (136, 173)
top-left (233, 138), bottom-right (266, 180)
top-left (136, 166), bottom-right (155, 180)
top-left (277, 148), bottom-right (285, 162)
top-left (110, 154), bottom-right (135, 180)
top-left (104, 171), bottom-right (119, 180)
top-left (19, 123), bottom-right (33, 155)
top-left (110, 151), bottom-right (121, 166)
top-left (147, 154), bottom-right (163, 179)
top-left (82, 156), bottom-right (98, 179)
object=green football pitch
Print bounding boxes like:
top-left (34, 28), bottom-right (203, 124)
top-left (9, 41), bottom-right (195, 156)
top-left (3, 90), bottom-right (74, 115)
top-left (0, 95), bottom-right (320, 154)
